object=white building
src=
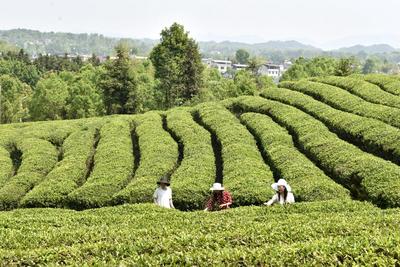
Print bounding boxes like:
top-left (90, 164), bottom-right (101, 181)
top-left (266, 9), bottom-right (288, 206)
top-left (258, 63), bottom-right (283, 78)
top-left (211, 60), bottom-right (232, 73)
top-left (232, 63), bottom-right (248, 71)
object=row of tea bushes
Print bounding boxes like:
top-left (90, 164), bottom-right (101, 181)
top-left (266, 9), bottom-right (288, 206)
top-left (228, 96), bottom-right (400, 208)
top-left (280, 80), bottom-right (400, 128)
top-left (195, 103), bottom-right (274, 205)
top-left (112, 112), bottom-right (178, 205)
top-left (240, 112), bottom-right (350, 201)
top-left (264, 86), bottom-right (400, 164)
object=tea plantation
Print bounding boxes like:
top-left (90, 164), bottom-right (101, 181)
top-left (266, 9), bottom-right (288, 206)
top-left (1, 74), bottom-right (400, 265)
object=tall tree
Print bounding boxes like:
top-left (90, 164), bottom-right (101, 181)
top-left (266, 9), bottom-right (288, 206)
top-left (29, 73), bottom-right (69, 121)
top-left (150, 23), bottom-right (204, 108)
top-left (0, 75), bottom-right (32, 123)
top-left (235, 49), bottom-right (250, 64)
top-left (99, 43), bottom-right (138, 114)
top-left (335, 57), bottom-right (360, 76)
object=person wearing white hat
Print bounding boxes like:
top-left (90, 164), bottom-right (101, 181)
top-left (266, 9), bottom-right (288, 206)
top-left (204, 183), bottom-right (232, 211)
top-left (264, 179), bottom-right (295, 206)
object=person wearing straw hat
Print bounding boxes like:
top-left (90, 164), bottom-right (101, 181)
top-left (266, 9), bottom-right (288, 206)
top-left (264, 179), bottom-right (295, 206)
top-left (153, 176), bottom-right (175, 209)
top-left (204, 183), bottom-right (232, 211)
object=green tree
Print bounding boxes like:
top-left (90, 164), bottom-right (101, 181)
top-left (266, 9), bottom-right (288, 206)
top-left (0, 75), bottom-right (32, 123)
top-left (99, 43), bottom-right (138, 114)
top-left (335, 57), bottom-right (360, 76)
top-left (64, 65), bottom-right (105, 119)
top-left (281, 57), bottom-right (336, 81)
top-left (362, 58), bottom-right (378, 74)
top-left (150, 23), bottom-right (204, 108)
top-left (235, 49), bottom-right (250, 64)
top-left (0, 59), bottom-right (40, 87)
top-left (29, 73), bottom-right (69, 120)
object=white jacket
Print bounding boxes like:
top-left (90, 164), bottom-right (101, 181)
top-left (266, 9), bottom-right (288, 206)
top-left (266, 192), bottom-right (295, 206)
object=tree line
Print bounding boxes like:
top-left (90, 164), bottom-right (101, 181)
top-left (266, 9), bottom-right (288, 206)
top-left (0, 23), bottom-right (275, 124)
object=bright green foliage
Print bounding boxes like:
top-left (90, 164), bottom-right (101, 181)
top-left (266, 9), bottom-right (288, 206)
top-left (20, 127), bottom-right (99, 208)
top-left (64, 65), bottom-right (105, 119)
top-left (0, 74), bottom-right (32, 123)
top-left (315, 76), bottom-right (400, 109)
top-left (240, 112), bottom-right (350, 201)
top-left (150, 23), bottom-right (204, 108)
top-left (334, 57), bottom-right (360, 76)
top-left (68, 119), bottom-right (133, 208)
top-left (1, 202), bottom-right (400, 265)
top-left (0, 138), bottom-right (59, 210)
top-left (0, 147), bottom-right (13, 188)
top-left (0, 59), bottom-right (40, 87)
top-left (281, 57), bottom-right (337, 81)
top-left (29, 73), bottom-right (70, 121)
top-left (265, 86), bottom-right (400, 164)
top-left (195, 103), bottom-right (274, 205)
top-left (280, 80), bottom-right (400, 128)
top-left (358, 74), bottom-right (400, 95)
top-left (113, 112), bottom-right (178, 204)
top-left (166, 109), bottom-right (215, 209)
top-left (228, 96), bottom-right (400, 208)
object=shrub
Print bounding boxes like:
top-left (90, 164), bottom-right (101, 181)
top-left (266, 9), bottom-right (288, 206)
top-left (240, 112), bottom-right (350, 201)
top-left (263, 86), bottom-right (400, 164)
top-left (68, 119), bottom-right (133, 208)
top-left (0, 147), bottom-right (13, 188)
top-left (112, 112), bottom-right (178, 204)
top-left (0, 138), bottom-right (59, 210)
top-left (280, 80), bottom-right (400, 128)
top-left (314, 76), bottom-right (400, 109)
top-left (195, 102), bottom-right (274, 205)
top-left (228, 96), bottom-right (400, 208)
top-left (165, 108), bottom-right (215, 210)
top-left (20, 127), bottom-right (99, 208)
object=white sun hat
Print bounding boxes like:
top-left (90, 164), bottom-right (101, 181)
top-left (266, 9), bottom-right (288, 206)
top-left (271, 179), bottom-right (292, 192)
top-left (210, 182), bottom-right (225, 191)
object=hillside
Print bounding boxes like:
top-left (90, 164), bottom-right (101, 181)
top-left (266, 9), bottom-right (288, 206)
top-left (3, 29), bottom-right (400, 60)
top-left (1, 73), bottom-right (400, 264)
top-left (1, 74), bottom-right (400, 210)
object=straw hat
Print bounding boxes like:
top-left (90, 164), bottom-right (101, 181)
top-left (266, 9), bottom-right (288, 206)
top-left (271, 179), bottom-right (291, 192)
top-left (210, 182), bottom-right (224, 191)
top-left (157, 176), bottom-right (170, 186)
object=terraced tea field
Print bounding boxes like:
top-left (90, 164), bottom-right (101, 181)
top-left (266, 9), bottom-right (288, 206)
top-left (1, 74), bottom-right (400, 265)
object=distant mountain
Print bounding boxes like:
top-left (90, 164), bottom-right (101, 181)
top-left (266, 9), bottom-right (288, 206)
top-left (0, 29), bottom-right (398, 62)
top-left (0, 29), bottom-right (157, 56)
top-left (336, 44), bottom-right (397, 54)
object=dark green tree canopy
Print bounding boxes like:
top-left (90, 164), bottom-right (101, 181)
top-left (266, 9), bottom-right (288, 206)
top-left (235, 49), bottom-right (250, 64)
top-left (99, 43), bottom-right (138, 114)
top-left (150, 23), bottom-right (204, 108)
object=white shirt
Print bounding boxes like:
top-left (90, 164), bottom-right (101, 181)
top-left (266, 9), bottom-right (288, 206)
top-left (153, 187), bottom-right (173, 208)
top-left (266, 192), bottom-right (295, 206)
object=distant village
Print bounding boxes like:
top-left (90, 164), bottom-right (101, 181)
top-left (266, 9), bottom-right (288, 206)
top-left (201, 58), bottom-right (293, 82)
top-left (31, 52), bottom-right (293, 82)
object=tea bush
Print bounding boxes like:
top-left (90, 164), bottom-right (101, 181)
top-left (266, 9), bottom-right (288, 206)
top-left (264, 86), bottom-right (400, 164)
top-left (240, 112), bottom-right (350, 201)
top-left (228, 96), bottom-right (400, 207)
top-left (195, 102), bottom-right (274, 205)
top-left (112, 112), bottom-right (178, 204)
top-left (68, 119), bottom-right (133, 208)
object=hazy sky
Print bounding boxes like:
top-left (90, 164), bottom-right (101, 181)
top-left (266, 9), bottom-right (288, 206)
top-left (1, 0), bottom-right (400, 49)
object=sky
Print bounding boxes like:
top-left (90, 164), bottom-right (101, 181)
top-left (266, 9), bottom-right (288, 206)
top-left (1, 0), bottom-right (400, 49)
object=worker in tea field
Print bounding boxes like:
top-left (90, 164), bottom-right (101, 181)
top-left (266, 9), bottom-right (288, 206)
top-left (264, 179), bottom-right (295, 206)
top-left (204, 183), bottom-right (232, 211)
top-left (153, 176), bottom-right (175, 209)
